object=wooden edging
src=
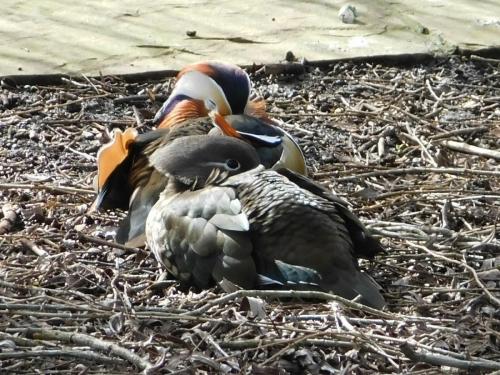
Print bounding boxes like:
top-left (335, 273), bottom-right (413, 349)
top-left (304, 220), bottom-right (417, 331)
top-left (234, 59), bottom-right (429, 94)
top-left (1, 47), bottom-right (499, 86)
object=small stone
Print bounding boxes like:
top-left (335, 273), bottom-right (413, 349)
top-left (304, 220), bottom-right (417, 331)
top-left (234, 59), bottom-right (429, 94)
top-left (76, 204), bottom-right (88, 214)
top-left (66, 101), bottom-right (82, 113)
top-left (186, 30), bottom-right (197, 37)
top-left (74, 223), bottom-right (86, 232)
top-left (29, 129), bottom-right (38, 140)
top-left (81, 130), bottom-right (94, 139)
top-left (285, 51), bottom-right (296, 62)
top-left (104, 230), bottom-right (116, 241)
top-left (62, 239), bottom-right (77, 248)
top-left (338, 4), bottom-right (357, 24)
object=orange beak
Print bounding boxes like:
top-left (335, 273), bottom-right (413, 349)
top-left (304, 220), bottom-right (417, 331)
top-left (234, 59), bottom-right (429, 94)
top-left (208, 111), bottom-right (242, 139)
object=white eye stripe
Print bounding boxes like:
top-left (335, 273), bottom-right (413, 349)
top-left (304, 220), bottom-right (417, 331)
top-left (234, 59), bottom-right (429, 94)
top-left (205, 161), bottom-right (239, 169)
top-left (205, 160), bottom-right (241, 171)
top-left (205, 161), bottom-right (227, 168)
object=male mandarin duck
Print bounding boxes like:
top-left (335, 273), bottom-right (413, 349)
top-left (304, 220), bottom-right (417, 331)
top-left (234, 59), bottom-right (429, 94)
top-left (93, 61), bottom-right (306, 246)
top-left (146, 135), bottom-right (386, 309)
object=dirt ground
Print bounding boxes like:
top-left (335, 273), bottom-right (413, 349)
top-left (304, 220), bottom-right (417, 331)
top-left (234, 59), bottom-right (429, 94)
top-left (2, 0), bottom-right (500, 75)
top-left (0, 56), bottom-right (499, 373)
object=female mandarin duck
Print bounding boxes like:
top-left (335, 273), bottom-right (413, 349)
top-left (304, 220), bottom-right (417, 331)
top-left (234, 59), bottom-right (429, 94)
top-left (93, 61), bottom-right (306, 246)
top-left (145, 135), bottom-right (386, 309)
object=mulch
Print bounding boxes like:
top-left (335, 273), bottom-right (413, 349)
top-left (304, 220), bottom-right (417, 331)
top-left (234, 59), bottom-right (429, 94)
top-left (0, 55), bottom-right (499, 374)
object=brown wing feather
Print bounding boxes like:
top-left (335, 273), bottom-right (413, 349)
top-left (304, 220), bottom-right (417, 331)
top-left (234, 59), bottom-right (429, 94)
top-left (146, 185), bottom-right (256, 290)
top-left (224, 169), bottom-right (385, 308)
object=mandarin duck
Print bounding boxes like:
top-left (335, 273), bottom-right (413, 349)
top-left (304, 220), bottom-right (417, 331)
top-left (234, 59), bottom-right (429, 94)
top-left (93, 61), bottom-right (306, 246)
top-left (95, 60), bottom-right (305, 199)
top-left (94, 113), bottom-right (306, 247)
top-left (146, 135), bottom-right (386, 309)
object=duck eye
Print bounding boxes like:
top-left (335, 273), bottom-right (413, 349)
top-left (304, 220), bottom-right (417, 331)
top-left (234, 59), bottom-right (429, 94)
top-left (225, 159), bottom-right (240, 170)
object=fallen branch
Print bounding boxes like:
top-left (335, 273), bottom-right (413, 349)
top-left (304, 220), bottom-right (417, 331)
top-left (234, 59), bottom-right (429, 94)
top-left (401, 342), bottom-right (500, 371)
top-left (0, 182), bottom-right (93, 195)
top-left (0, 349), bottom-right (126, 367)
top-left (0, 93), bottom-right (112, 118)
top-left (19, 238), bottom-right (49, 257)
top-left (185, 290), bottom-right (396, 319)
top-left (332, 167), bottom-right (500, 182)
top-left (439, 140), bottom-right (500, 161)
top-left (0, 279), bottom-right (95, 303)
top-left (404, 122), bottom-right (438, 167)
top-left (114, 94), bottom-right (168, 105)
top-left (261, 332), bottom-right (322, 365)
top-left (0, 302), bottom-right (105, 314)
top-left (429, 126), bottom-right (489, 140)
top-left (220, 337), bottom-right (353, 350)
top-left (0, 331), bottom-right (55, 348)
top-left (407, 241), bottom-right (500, 307)
top-left (390, 104), bottom-right (436, 128)
top-left (470, 54), bottom-right (500, 65)
top-left (77, 232), bottom-right (146, 254)
top-left (25, 328), bottom-right (153, 372)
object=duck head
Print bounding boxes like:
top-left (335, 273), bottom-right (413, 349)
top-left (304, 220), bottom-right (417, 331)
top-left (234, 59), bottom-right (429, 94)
top-left (149, 135), bottom-right (260, 188)
top-left (221, 114), bottom-right (307, 175)
top-left (155, 61), bottom-right (251, 128)
top-left (94, 61), bottom-right (249, 194)
top-left (93, 60), bottom-right (305, 206)
top-left (207, 108), bottom-right (307, 176)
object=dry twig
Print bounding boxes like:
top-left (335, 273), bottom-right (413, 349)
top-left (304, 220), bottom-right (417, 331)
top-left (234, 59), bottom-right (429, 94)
top-left (439, 139), bottom-right (500, 160)
top-left (25, 328), bottom-right (153, 373)
top-left (401, 343), bottom-right (500, 371)
top-left (407, 241), bottom-right (500, 307)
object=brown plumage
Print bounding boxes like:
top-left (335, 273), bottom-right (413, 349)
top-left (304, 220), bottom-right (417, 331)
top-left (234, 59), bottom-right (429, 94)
top-left (95, 119), bottom-right (214, 247)
top-left (92, 61), bottom-right (306, 247)
top-left (146, 136), bottom-right (385, 309)
top-left (94, 115), bottom-right (306, 247)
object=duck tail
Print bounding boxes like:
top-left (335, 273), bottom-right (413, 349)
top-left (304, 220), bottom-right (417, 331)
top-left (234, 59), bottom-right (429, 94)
top-left (322, 270), bottom-right (386, 309)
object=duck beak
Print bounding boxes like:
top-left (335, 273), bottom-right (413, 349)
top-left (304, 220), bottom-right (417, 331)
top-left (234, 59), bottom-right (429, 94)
top-left (273, 129), bottom-right (307, 176)
top-left (208, 110), bottom-right (242, 139)
top-left (155, 70), bottom-right (232, 128)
